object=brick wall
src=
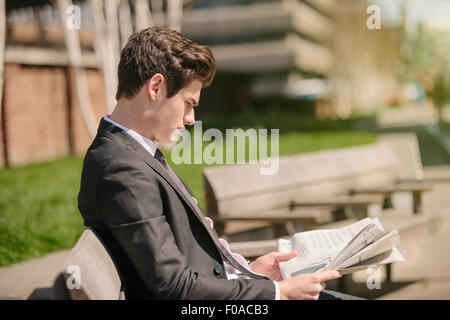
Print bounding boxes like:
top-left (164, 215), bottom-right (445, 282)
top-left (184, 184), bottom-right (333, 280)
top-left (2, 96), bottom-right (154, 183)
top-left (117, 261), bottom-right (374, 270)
top-left (3, 64), bottom-right (70, 167)
top-left (1, 63), bottom-right (108, 167)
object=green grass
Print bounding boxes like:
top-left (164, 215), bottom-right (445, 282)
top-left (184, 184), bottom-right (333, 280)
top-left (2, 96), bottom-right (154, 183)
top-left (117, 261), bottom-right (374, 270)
top-left (0, 128), bottom-right (375, 267)
top-left (0, 157), bottom-right (85, 267)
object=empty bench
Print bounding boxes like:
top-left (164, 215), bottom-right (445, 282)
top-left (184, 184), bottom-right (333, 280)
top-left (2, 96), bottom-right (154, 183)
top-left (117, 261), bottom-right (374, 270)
top-left (203, 134), bottom-right (430, 240)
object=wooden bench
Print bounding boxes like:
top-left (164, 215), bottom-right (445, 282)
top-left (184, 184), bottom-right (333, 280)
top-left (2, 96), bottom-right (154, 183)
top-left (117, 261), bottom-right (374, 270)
top-left (203, 135), bottom-right (430, 239)
top-left (52, 228), bottom-right (124, 300)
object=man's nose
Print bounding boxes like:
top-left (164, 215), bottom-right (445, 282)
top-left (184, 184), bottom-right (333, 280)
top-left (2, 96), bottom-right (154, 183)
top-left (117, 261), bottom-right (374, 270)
top-left (184, 109), bottom-right (195, 126)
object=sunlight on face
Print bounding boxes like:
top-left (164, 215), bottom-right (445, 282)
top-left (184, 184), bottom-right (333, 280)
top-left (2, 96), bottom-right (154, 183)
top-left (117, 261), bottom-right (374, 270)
top-left (154, 79), bottom-right (202, 144)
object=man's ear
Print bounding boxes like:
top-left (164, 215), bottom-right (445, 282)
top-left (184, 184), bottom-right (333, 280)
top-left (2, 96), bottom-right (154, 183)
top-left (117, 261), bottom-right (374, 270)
top-left (146, 73), bottom-right (165, 101)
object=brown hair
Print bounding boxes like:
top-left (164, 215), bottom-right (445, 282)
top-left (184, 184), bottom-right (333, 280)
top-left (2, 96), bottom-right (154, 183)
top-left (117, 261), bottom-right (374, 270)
top-left (116, 27), bottom-right (216, 100)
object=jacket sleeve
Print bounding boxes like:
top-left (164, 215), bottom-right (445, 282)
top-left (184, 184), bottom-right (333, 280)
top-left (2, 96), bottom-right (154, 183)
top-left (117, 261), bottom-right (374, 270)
top-left (96, 159), bottom-right (276, 300)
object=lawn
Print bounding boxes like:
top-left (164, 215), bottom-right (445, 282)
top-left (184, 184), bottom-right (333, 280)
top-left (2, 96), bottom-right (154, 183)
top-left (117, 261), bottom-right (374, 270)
top-left (0, 128), bottom-right (375, 267)
top-left (0, 157), bottom-right (85, 267)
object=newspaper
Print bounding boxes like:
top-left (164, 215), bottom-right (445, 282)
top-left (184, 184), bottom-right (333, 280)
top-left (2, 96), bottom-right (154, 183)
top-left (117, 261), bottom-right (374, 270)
top-left (278, 218), bottom-right (405, 279)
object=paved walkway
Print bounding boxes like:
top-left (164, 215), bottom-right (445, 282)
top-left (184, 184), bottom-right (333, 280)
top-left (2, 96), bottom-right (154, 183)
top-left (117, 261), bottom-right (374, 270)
top-left (0, 249), bottom-right (70, 299)
top-left (0, 165), bottom-right (449, 300)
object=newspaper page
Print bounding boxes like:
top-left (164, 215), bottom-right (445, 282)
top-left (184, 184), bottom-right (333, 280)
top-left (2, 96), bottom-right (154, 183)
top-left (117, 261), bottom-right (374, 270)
top-left (278, 218), bottom-right (374, 279)
top-left (278, 218), bottom-right (404, 279)
top-left (326, 218), bottom-right (386, 270)
top-left (337, 247), bottom-right (405, 274)
top-left (337, 229), bottom-right (401, 270)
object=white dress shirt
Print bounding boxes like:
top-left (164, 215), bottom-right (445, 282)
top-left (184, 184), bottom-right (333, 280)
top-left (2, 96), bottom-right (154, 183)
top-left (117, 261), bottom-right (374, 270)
top-left (103, 115), bottom-right (280, 300)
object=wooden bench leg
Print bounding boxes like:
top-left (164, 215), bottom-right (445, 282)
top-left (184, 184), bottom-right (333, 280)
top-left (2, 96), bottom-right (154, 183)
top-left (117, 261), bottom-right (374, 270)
top-left (385, 263), bottom-right (392, 283)
top-left (412, 191), bottom-right (421, 214)
top-left (332, 208), bottom-right (347, 221)
top-left (382, 194), bottom-right (393, 209)
top-left (338, 276), bottom-right (346, 293)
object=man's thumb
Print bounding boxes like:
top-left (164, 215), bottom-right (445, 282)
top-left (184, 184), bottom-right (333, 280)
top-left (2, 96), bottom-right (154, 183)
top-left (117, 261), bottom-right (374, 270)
top-left (274, 251), bottom-right (298, 261)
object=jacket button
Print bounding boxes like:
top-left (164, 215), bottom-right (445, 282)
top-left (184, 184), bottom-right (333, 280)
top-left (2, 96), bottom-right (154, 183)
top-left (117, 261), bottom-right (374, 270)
top-left (214, 264), bottom-right (223, 275)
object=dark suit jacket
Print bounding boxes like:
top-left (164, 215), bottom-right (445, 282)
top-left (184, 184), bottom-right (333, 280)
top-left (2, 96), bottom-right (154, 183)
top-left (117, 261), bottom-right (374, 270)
top-left (77, 119), bottom-right (276, 299)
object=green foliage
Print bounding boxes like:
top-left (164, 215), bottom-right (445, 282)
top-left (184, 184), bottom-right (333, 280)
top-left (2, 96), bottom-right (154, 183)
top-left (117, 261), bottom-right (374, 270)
top-left (197, 110), bottom-right (354, 133)
top-left (432, 73), bottom-right (450, 108)
top-left (397, 29), bottom-right (450, 120)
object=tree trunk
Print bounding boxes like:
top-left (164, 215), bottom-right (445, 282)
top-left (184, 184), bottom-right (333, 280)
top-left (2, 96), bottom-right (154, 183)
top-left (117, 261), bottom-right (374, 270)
top-left (58, 0), bottom-right (97, 138)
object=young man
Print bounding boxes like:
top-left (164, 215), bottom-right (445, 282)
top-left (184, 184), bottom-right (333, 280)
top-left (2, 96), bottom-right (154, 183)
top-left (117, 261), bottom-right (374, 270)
top-left (78, 27), bottom-right (349, 300)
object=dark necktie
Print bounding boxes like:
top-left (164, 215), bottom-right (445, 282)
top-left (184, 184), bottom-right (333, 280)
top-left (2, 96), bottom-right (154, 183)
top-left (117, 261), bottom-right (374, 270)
top-left (154, 148), bottom-right (267, 280)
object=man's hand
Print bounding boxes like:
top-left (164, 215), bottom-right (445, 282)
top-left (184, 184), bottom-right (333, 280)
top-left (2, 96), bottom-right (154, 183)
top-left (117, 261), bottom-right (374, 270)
top-left (250, 251), bottom-right (298, 281)
top-left (278, 270), bottom-right (342, 300)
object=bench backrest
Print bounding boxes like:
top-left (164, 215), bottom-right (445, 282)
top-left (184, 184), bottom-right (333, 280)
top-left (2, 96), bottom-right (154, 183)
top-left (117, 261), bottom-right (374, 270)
top-left (203, 142), bottom-right (399, 218)
top-left (377, 133), bottom-right (424, 181)
top-left (52, 228), bottom-right (124, 300)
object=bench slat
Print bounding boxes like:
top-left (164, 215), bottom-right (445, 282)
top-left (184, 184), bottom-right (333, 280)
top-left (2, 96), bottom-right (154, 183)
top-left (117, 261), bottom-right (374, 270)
top-left (290, 194), bottom-right (383, 207)
top-left (351, 183), bottom-right (432, 194)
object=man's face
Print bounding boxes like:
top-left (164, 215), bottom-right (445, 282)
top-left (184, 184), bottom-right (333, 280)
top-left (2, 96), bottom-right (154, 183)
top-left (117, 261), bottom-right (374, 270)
top-left (147, 79), bottom-right (201, 144)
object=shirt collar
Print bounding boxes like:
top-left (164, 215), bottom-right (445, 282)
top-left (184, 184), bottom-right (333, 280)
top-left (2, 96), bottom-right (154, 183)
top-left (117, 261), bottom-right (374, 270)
top-left (103, 115), bottom-right (157, 157)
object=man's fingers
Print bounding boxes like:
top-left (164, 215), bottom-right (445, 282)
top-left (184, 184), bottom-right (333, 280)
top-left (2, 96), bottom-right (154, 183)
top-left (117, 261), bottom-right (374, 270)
top-left (315, 270), bottom-right (342, 282)
top-left (273, 251), bottom-right (298, 262)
